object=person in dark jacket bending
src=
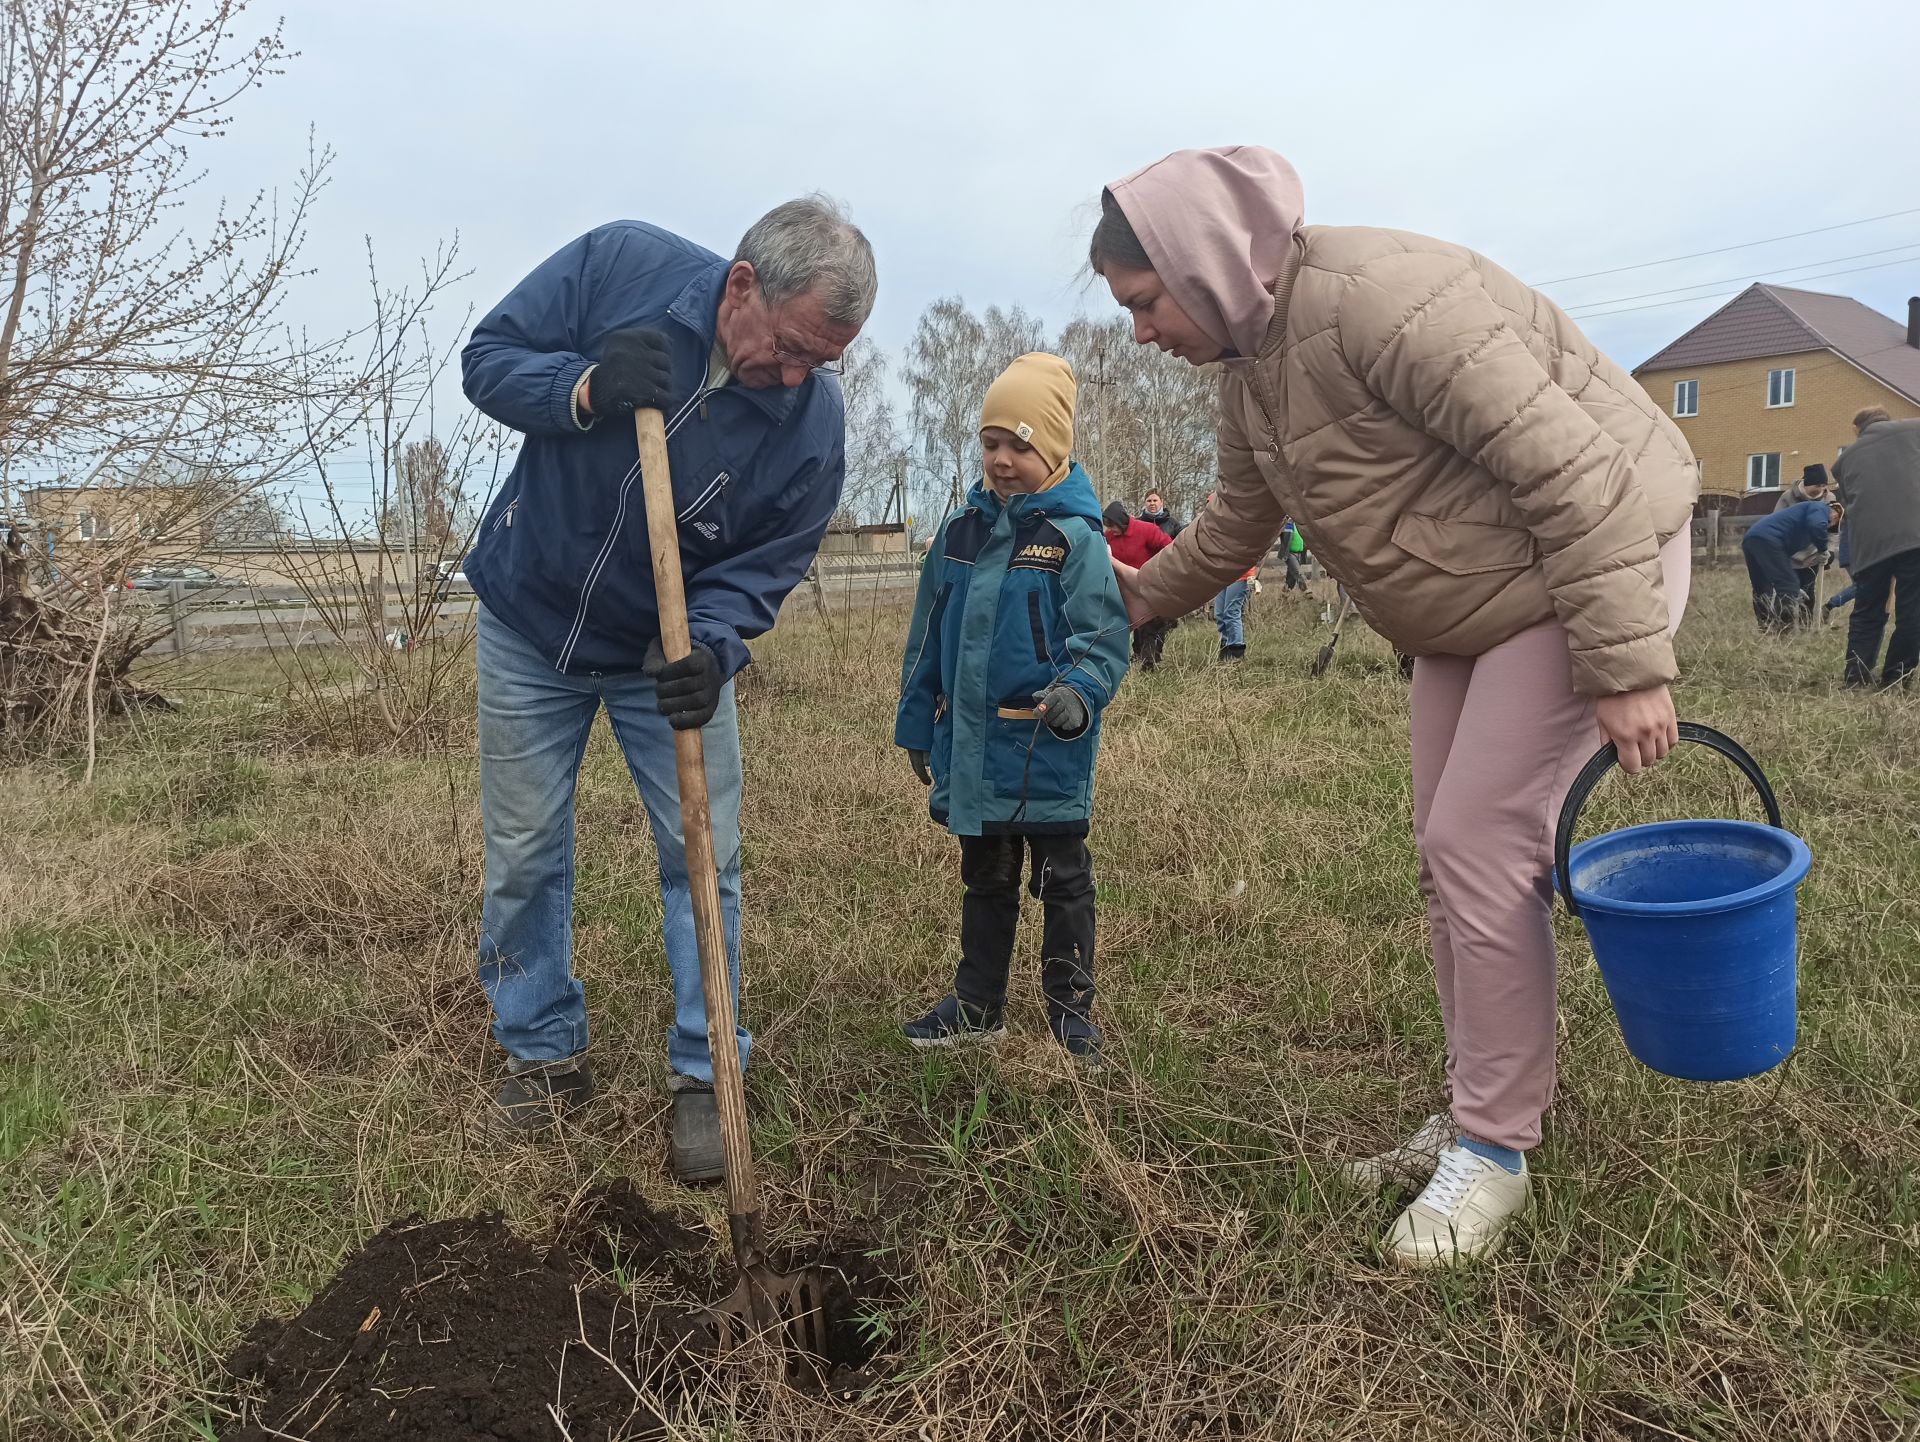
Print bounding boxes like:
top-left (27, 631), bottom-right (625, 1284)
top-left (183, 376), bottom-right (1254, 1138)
top-left (1743, 498), bottom-right (1840, 631)
top-left (1773, 464), bottom-right (1832, 622)
top-left (459, 200), bottom-right (875, 1175)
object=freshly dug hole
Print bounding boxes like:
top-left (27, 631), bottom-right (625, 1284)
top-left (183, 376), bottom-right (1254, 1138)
top-left (217, 1181), bottom-right (902, 1442)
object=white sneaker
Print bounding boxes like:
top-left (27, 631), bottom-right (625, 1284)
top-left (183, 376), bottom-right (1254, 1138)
top-left (1384, 1145), bottom-right (1531, 1268)
top-left (1344, 1113), bottom-right (1452, 1189)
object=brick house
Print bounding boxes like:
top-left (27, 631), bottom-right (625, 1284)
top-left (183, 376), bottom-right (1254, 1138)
top-left (1633, 286), bottom-right (1920, 512)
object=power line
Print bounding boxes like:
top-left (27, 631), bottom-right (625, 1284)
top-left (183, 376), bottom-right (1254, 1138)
top-left (1538, 205), bottom-right (1920, 287)
top-left (1564, 241), bottom-right (1920, 314)
top-left (1574, 256), bottom-right (1920, 322)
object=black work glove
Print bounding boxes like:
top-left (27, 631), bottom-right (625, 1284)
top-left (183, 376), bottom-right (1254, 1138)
top-left (643, 639), bottom-right (722, 731)
top-left (586, 328), bottom-right (674, 419)
top-left (907, 749), bottom-right (932, 786)
top-left (1034, 683), bottom-right (1089, 739)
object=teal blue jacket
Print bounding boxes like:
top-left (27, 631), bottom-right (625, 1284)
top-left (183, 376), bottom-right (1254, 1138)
top-left (895, 465), bottom-right (1130, 836)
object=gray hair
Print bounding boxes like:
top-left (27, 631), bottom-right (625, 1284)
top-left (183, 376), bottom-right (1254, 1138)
top-left (735, 194), bottom-right (877, 327)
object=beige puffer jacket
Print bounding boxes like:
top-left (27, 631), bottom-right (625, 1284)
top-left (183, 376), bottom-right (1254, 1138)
top-left (1137, 225), bottom-right (1700, 695)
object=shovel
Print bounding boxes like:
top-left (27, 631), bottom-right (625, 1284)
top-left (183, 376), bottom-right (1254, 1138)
top-left (1310, 594), bottom-right (1356, 678)
top-left (634, 408), bottom-right (831, 1360)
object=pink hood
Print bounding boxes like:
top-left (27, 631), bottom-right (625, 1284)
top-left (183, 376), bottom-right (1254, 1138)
top-left (1108, 146), bottom-right (1305, 361)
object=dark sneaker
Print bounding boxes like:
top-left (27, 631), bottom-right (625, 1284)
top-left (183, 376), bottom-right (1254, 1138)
top-left (902, 994), bottom-right (1006, 1049)
top-left (490, 1058), bottom-right (593, 1137)
top-left (1218, 644), bottom-right (1246, 664)
top-left (1048, 1010), bottom-right (1103, 1060)
top-left (670, 1082), bottom-right (725, 1185)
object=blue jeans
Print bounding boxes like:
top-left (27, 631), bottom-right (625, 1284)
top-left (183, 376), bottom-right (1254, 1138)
top-left (1214, 579), bottom-right (1249, 647)
top-left (475, 604), bottom-right (748, 1080)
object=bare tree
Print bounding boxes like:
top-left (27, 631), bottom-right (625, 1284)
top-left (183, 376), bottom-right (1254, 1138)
top-left (836, 336), bottom-right (906, 523)
top-left (378, 435), bottom-right (476, 552)
top-left (0, 0), bottom-right (363, 747)
top-left (902, 299), bottom-right (1053, 517)
top-left (264, 242), bottom-right (510, 753)
top-left (902, 298), bottom-right (990, 516)
top-left (1059, 314), bottom-right (1218, 517)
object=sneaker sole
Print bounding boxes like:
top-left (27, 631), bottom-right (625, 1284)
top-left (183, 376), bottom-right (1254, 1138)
top-left (906, 1026), bottom-right (1007, 1050)
top-left (1386, 1229), bottom-right (1508, 1270)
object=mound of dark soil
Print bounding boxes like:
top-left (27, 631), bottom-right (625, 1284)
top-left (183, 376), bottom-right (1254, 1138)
top-left (218, 1181), bottom-right (895, 1442)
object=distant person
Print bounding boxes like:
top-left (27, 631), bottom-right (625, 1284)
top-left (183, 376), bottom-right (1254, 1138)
top-left (461, 198), bottom-right (875, 1179)
top-left (1213, 561), bottom-right (1257, 662)
top-left (1834, 406), bottom-right (1920, 689)
top-left (1139, 489), bottom-right (1183, 538)
top-left (896, 354), bottom-right (1130, 1059)
top-left (1102, 501), bottom-right (1176, 669)
top-left (1280, 518), bottom-right (1309, 592)
top-left (1774, 464), bottom-right (1832, 622)
top-left (1822, 517), bottom-right (1856, 620)
top-left (1088, 145), bottom-right (1698, 1267)
top-left (1742, 498), bottom-right (1840, 631)
top-left (1772, 463), bottom-right (1830, 513)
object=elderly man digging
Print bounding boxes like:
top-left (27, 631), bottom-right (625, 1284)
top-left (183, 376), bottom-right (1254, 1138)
top-left (459, 198), bottom-right (875, 1178)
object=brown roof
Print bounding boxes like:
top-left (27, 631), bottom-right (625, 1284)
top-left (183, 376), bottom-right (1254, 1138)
top-left (1635, 284), bottom-right (1920, 405)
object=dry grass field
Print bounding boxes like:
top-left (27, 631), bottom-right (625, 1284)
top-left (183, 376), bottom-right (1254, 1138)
top-left (3, 567), bottom-right (1917, 1440)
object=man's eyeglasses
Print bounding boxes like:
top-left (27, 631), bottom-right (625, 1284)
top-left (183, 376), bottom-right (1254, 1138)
top-left (758, 282), bottom-right (843, 374)
top-left (771, 337), bottom-right (843, 375)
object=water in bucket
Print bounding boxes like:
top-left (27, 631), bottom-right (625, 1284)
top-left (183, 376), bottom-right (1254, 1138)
top-left (1556, 726), bottom-right (1812, 1082)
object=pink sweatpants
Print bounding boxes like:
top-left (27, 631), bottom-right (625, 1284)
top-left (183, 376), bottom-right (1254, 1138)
top-left (1410, 531), bottom-right (1692, 1151)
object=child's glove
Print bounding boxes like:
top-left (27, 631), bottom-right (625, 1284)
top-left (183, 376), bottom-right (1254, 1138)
top-left (907, 749), bottom-right (932, 786)
top-left (1034, 683), bottom-right (1088, 739)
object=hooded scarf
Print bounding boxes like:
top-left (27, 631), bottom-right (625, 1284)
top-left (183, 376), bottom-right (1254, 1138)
top-left (1107, 146), bottom-right (1305, 362)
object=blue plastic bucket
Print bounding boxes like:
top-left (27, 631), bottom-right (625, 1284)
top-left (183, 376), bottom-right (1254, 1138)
top-left (1555, 725), bottom-right (1812, 1082)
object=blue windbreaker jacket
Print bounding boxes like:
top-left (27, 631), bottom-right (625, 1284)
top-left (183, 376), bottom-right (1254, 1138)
top-left (461, 222), bottom-right (846, 677)
top-left (1745, 500), bottom-right (1832, 559)
top-left (894, 466), bottom-right (1130, 836)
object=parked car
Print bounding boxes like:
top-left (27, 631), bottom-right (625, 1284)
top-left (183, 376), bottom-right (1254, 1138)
top-left (127, 563), bottom-right (239, 592)
top-left (429, 558), bottom-right (471, 599)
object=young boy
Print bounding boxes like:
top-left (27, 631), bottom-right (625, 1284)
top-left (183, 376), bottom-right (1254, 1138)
top-left (895, 354), bottom-right (1130, 1058)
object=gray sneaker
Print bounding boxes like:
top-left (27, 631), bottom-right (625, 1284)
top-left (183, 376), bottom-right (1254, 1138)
top-left (670, 1082), bottom-right (725, 1185)
top-left (1343, 1112), bottom-right (1453, 1189)
top-left (489, 1058), bottom-right (594, 1138)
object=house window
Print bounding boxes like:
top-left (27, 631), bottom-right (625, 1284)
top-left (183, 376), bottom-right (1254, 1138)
top-left (1747, 452), bottom-right (1782, 491)
top-left (1767, 367), bottom-right (1796, 408)
top-left (76, 511), bottom-right (94, 539)
top-left (1673, 379), bottom-right (1699, 417)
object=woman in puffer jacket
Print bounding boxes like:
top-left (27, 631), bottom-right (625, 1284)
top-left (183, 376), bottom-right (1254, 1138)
top-left (1090, 147), bottom-right (1698, 1268)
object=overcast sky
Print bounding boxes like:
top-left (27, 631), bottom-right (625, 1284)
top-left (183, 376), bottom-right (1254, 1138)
top-left (193, 0), bottom-right (1920, 510)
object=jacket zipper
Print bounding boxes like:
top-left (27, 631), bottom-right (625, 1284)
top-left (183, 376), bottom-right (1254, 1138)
top-left (677, 470), bottom-right (730, 524)
top-left (906, 583), bottom-right (951, 693)
top-left (1026, 591), bottom-right (1050, 667)
top-left (557, 386), bottom-right (708, 671)
top-left (492, 497), bottom-right (519, 532)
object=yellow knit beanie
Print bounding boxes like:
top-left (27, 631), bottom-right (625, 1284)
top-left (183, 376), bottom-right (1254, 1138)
top-left (981, 352), bottom-right (1076, 488)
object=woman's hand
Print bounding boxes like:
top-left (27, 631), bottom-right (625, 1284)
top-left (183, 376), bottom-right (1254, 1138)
top-left (1594, 684), bottom-right (1678, 774)
top-left (1108, 558), bottom-right (1157, 627)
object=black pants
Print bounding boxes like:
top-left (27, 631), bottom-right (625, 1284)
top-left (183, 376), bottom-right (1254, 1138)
top-left (1844, 548), bottom-right (1920, 688)
top-left (1132, 616), bottom-right (1174, 670)
top-left (1744, 538), bottom-right (1802, 631)
top-left (955, 832), bottom-right (1096, 1026)
top-left (1283, 553), bottom-right (1308, 591)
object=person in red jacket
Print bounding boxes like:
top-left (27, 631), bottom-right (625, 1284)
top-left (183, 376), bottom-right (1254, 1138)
top-left (1103, 502), bottom-right (1174, 669)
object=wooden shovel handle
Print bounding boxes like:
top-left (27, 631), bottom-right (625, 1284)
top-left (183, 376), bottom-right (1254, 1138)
top-left (634, 409), bottom-right (764, 1248)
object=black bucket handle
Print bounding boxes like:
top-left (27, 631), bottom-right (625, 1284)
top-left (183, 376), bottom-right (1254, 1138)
top-left (1554, 722), bottom-right (1785, 919)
